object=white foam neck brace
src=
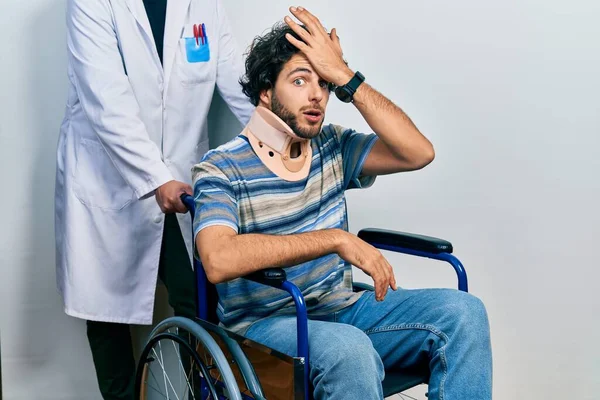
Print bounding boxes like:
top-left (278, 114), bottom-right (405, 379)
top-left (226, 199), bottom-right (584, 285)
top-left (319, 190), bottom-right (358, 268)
top-left (244, 106), bottom-right (312, 182)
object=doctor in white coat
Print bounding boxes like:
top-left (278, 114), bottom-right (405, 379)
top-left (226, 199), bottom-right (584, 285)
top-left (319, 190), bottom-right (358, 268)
top-left (54, 0), bottom-right (253, 397)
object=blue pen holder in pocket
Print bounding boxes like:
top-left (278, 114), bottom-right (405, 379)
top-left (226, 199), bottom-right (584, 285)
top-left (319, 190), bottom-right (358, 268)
top-left (185, 38), bottom-right (210, 63)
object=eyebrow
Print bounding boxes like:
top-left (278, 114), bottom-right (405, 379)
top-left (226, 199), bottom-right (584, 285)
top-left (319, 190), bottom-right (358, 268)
top-left (286, 67), bottom-right (313, 78)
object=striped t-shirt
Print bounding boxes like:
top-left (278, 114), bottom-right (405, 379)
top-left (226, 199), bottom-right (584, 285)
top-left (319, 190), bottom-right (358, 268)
top-left (192, 123), bottom-right (378, 334)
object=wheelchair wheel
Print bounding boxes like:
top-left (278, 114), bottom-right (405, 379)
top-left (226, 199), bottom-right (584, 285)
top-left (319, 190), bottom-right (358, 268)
top-left (135, 316), bottom-right (242, 400)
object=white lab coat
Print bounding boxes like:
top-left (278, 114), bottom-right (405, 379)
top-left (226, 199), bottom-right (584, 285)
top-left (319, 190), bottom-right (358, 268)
top-left (55, 0), bottom-right (253, 324)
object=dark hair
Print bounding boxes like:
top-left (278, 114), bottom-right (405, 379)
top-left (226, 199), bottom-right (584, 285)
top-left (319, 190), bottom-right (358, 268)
top-left (239, 22), bottom-right (333, 106)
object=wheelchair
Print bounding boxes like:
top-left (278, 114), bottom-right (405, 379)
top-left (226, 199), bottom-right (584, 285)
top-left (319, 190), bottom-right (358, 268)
top-left (135, 194), bottom-right (469, 400)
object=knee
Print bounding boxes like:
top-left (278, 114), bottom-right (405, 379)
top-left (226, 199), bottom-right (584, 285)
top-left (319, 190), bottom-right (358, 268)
top-left (461, 292), bottom-right (489, 327)
top-left (439, 290), bottom-right (490, 338)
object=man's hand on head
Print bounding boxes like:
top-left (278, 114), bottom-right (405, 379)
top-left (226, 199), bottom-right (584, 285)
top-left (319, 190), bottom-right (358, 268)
top-left (155, 180), bottom-right (193, 214)
top-left (284, 6), bottom-right (354, 87)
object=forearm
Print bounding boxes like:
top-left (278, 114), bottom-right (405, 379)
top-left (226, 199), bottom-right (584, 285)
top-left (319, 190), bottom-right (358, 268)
top-left (352, 79), bottom-right (433, 162)
top-left (203, 229), bottom-right (346, 283)
top-left (332, 68), bottom-right (434, 167)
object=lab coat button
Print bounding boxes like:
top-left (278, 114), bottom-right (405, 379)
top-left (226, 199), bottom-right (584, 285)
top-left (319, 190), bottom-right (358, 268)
top-left (154, 214), bottom-right (162, 223)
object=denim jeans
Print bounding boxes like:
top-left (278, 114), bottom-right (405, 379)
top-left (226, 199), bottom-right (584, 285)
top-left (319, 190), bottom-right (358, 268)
top-left (244, 288), bottom-right (492, 400)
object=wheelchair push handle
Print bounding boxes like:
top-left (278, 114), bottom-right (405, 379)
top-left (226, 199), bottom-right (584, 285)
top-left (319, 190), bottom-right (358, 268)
top-left (180, 193), bottom-right (195, 214)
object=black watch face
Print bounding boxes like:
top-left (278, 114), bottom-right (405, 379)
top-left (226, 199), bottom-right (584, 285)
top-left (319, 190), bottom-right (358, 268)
top-left (335, 86), bottom-right (352, 103)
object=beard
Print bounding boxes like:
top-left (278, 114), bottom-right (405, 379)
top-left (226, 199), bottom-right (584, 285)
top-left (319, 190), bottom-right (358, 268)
top-left (271, 93), bottom-right (323, 139)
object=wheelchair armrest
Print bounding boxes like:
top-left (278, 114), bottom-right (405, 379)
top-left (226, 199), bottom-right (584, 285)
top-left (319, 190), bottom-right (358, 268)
top-left (358, 228), bottom-right (453, 254)
top-left (244, 268), bottom-right (287, 288)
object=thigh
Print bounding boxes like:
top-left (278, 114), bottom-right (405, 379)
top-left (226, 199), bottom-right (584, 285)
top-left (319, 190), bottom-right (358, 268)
top-left (245, 316), bottom-right (385, 400)
top-left (158, 213), bottom-right (197, 318)
top-left (244, 316), bottom-right (377, 366)
top-left (336, 288), bottom-right (483, 368)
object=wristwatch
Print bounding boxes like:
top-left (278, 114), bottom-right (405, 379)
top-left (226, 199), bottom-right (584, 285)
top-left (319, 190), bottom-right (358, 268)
top-left (335, 71), bottom-right (365, 103)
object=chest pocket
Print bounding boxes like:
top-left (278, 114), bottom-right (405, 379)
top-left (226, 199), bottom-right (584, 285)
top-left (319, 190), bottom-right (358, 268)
top-left (175, 23), bottom-right (216, 86)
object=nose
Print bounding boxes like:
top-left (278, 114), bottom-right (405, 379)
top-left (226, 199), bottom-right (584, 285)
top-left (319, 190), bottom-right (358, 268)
top-left (308, 81), bottom-right (324, 103)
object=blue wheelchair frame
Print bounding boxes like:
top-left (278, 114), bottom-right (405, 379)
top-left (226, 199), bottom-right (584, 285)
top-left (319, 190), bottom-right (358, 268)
top-left (181, 194), bottom-right (468, 400)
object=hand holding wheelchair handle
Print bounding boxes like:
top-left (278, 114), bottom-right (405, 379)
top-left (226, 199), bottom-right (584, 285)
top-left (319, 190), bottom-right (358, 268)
top-left (180, 192), bottom-right (195, 213)
top-left (156, 180), bottom-right (192, 213)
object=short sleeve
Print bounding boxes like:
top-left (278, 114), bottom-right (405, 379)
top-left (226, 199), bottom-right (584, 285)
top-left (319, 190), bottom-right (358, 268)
top-left (330, 124), bottom-right (378, 190)
top-left (191, 160), bottom-right (239, 242)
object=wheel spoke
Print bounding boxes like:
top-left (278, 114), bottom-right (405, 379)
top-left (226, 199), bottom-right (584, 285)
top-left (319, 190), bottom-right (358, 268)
top-left (152, 346), bottom-right (182, 400)
top-left (169, 335), bottom-right (197, 399)
top-left (146, 364), bottom-right (166, 398)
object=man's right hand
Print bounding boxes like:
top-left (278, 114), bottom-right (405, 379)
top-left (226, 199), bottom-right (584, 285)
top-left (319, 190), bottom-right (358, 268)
top-left (155, 180), bottom-right (193, 213)
top-left (336, 231), bottom-right (397, 302)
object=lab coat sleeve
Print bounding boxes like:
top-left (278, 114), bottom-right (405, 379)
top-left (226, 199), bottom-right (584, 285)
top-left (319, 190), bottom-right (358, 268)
top-left (67, 0), bottom-right (173, 199)
top-left (214, 0), bottom-right (255, 126)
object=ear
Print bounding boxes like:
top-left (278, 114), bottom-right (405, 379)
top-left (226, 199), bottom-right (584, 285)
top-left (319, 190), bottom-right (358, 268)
top-left (259, 87), bottom-right (272, 108)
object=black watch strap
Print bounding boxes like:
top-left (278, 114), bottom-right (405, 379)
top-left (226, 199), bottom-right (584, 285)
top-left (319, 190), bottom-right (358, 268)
top-left (345, 71), bottom-right (365, 95)
top-left (335, 71), bottom-right (365, 103)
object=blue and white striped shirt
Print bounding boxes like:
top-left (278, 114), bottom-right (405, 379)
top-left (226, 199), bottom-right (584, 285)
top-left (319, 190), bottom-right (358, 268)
top-left (192, 123), bottom-right (378, 334)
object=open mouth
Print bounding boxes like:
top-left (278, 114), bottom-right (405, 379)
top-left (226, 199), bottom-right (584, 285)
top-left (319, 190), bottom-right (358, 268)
top-left (303, 109), bottom-right (323, 122)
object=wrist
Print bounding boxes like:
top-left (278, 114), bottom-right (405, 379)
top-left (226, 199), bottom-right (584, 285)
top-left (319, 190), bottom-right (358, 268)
top-left (331, 229), bottom-right (350, 254)
top-left (332, 68), bottom-right (355, 87)
top-left (157, 179), bottom-right (175, 191)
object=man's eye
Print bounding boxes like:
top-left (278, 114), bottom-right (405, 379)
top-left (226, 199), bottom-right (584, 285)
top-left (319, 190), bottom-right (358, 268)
top-left (319, 81), bottom-right (329, 88)
top-left (294, 78), bottom-right (306, 85)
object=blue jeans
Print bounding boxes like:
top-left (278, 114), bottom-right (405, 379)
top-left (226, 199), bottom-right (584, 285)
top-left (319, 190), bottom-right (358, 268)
top-left (244, 288), bottom-right (492, 400)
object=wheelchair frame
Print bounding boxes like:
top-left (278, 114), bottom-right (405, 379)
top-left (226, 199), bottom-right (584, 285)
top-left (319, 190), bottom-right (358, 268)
top-left (136, 194), bottom-right (469, 400)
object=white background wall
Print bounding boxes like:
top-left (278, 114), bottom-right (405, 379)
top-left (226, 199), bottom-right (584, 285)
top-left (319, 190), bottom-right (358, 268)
top-left (1, 0), bottom-right (598, 399)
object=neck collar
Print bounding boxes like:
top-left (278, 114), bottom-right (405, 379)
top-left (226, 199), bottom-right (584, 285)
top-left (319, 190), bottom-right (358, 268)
top-left (244, 106), bottom-right (312, 181)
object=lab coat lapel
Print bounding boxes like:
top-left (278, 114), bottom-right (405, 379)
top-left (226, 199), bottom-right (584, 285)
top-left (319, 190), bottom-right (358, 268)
top-left (123, 0), bottom-right (163, 70)
top-left (123, 0), bottom-right (154, 47)
top-left (163, 0), bottom-right (193, 94)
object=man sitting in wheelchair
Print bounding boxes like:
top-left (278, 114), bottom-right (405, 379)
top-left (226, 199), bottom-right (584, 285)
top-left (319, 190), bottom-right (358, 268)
top-left (192, 7), bottom-right (492, 400)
